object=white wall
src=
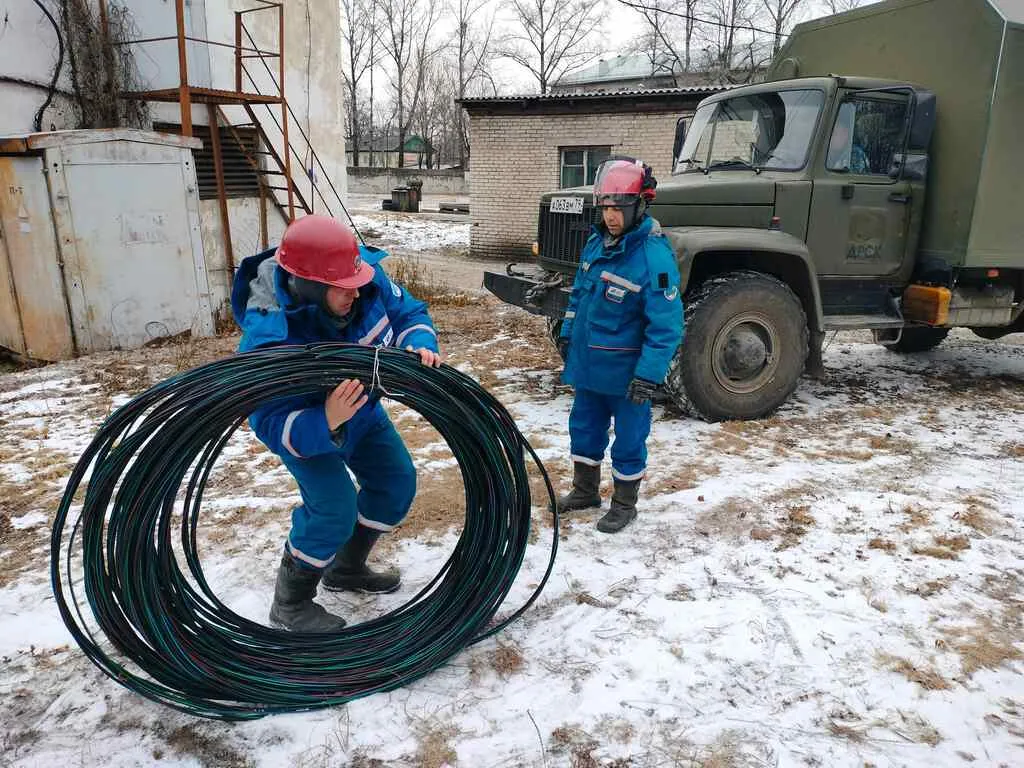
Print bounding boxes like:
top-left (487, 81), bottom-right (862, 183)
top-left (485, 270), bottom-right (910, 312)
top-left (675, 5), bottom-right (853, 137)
top-left (0, 0), bottom-right (79, 133)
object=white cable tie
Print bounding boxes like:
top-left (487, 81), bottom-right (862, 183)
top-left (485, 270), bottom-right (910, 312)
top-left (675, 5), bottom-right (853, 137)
top-left (371, 345), bottom-right (395, 397)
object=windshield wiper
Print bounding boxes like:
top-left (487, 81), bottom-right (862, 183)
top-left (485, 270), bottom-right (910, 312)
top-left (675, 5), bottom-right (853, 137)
top-left (705, 159), bottom-right (761, 174)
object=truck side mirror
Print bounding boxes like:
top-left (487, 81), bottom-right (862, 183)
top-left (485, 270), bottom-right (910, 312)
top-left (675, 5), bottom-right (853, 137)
top-left (908, 91), bottom-right (936, 151)
top-left (673, 117), bottom-right (688, 168)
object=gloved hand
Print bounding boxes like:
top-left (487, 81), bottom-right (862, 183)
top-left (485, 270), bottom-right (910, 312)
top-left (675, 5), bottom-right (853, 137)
top-left (626, 377), bottom-right (659, 404)
top-left (557, 337), bottom-right (569, 361)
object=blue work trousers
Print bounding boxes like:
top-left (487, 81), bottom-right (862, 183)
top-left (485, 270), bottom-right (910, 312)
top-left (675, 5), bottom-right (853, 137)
top-left (279, 412), bottom-right (416, 570)
top-left (569, 388), bottom-right (651, 481)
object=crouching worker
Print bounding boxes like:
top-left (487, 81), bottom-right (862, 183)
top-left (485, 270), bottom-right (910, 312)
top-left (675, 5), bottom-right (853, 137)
top-left (556, 157), bottom-right (683, 533)
top-left (230, 214), bottom-right (442, 632)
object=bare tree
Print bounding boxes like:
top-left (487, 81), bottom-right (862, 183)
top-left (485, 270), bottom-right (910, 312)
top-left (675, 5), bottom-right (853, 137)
top-left (341, 0), bottom-right (375, 167)
top-left (695, 0), bottom-right (771, 83)
top-left (412, 60), bottom-right (456, 168)
top-left (618, 0), bottom-right (699, 79)
top-left (759, 0), bottom-right (806, 56)
top-left (501, 0), bottom-right (607, 94)
top-left (376, 0), bottom-right (442, 167)
top-left (455, 0), bottom-right (496, 165)
top-left (822, 0), bottom-right (863, 14)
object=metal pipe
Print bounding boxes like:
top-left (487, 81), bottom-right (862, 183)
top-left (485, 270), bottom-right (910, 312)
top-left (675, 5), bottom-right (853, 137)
top-left (234, 13), bottom-right (243, 92)
top-left (207, 105), bottom-right (235, 275)
top-left (174, 0), bottom-right (192, 136)
top-left (277, 6), bottom-right (295, 220)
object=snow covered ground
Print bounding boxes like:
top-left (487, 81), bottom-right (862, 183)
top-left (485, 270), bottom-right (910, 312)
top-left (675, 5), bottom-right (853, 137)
top-left (1, 293), bottom-right (1023, 768)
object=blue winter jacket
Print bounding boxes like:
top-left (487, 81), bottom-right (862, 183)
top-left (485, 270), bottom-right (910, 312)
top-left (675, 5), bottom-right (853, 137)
top-left (559, 215), bottom-right (683, 397)
top-left (230, 245), bottom-right (438, 459)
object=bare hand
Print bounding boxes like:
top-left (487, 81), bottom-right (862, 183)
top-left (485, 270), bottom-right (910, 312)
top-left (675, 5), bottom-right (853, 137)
top-left (325, 379), bottom-right (368, 430)
top-left (407, 345), bottom-right (443, 368)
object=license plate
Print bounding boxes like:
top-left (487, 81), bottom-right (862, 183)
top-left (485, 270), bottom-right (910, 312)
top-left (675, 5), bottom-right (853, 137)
top-left (549, 196), bottom-right (584, 214)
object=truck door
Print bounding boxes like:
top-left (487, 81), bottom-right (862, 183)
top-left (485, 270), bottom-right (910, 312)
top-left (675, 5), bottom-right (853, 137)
top-left (807, 92), bottom-right (912, 278)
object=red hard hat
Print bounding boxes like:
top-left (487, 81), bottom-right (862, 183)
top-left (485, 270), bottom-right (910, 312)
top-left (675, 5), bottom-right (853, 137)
top-left (275, 215), bottom-right (374, 289)
top-left (593, 158), bottom-right (656, 207)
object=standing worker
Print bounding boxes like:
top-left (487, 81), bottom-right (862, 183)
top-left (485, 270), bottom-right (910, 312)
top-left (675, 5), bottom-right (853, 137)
top-left (555, 157), bottom-right (683, 533)
top-left (230, 215), bottom-right (442, 632)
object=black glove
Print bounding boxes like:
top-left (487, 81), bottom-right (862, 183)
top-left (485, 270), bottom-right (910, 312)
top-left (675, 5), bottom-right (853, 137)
top-left (626, 377), bottom-right (659, 404)
top-left (557, 337), bottom-right (569, 361)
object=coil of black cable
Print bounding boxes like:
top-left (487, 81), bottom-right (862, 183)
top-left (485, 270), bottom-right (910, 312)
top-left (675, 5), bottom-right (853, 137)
top-left (50, 343), bottom-right (558, 720)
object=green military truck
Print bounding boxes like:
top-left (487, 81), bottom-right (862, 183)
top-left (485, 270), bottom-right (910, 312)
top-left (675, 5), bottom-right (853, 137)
top-left (483, 0), bottom-right (1024, 421)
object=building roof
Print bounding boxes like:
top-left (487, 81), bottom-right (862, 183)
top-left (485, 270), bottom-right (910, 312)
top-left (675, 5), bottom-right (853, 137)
top-left (459, 85), bottom-right (724, 106)
top-left (554, 54), bottom-right (681, 86)
top-left (457, 85), bottom-right (727, 117)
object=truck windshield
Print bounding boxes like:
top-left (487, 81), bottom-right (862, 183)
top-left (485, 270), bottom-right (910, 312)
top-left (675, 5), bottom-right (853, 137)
top-left (675, 89), bottom-right (825, 173)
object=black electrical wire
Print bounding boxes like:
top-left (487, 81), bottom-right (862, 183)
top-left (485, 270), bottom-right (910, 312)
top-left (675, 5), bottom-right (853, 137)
top-left (32, 0), bottom-right (64, 132)
top-left (50, 343), bottom-right (558, 721)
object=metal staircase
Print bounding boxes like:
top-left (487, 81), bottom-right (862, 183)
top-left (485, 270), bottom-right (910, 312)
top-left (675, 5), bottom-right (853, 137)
top-left (122, 1), bottom-right (354, 270)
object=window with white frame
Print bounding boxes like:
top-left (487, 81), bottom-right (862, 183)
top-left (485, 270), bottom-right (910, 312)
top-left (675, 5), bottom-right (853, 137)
top-left (560, 146), bottom-right (611, 188)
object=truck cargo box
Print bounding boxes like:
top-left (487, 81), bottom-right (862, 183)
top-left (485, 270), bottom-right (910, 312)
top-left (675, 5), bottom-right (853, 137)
top-left (768, 0), bottom-right (1023, 268)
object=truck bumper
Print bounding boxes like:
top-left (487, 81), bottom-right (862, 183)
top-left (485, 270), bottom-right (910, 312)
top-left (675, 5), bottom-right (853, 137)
top-left (483, 269), bottom-right (571, 318)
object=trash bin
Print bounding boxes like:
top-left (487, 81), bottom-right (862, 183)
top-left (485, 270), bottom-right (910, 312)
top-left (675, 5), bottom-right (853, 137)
top-left (407, 179), bottom-right (423, 213)
top-left (391, 186), bottom-right (410, 212)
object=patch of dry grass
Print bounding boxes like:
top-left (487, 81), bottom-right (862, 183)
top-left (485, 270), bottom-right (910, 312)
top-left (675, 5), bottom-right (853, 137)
top-left (162, 724), bottom-right (253, 768)
top-left (906, 576), bottom-right (956, 598)
top-left (911, 545), bottom-right (960, 560)
top-left (943, 618), bottom-right (1024, 677)
top-left (877, 653), bottom-right (951, 690)
top-left (999, 441), bottom-right (1024, 459)
top-left (491, 643), bottom-right (526, 679)
top-left (955, 500), bottom-right (999, 535)
top-left (695, 496), bottom-right (763, 540)
top-left (898, 503), bottom-right (931, 532)
top-left (868, 537), bottom-right (897, 553)
top-left (388, 256), bottom-right (472, 308)
top-left (643, 461), bottom-right (721, 496)
top-left (413, 720), bottom-right (461, 768)
top-left (934, 534), bottom-right (971, 552)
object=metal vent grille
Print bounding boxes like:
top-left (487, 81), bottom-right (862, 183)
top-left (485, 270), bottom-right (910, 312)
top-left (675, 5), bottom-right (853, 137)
top-left (154, 122), bottom-right (261, 200)
top-left (537, 201), bottom-right (600, 275)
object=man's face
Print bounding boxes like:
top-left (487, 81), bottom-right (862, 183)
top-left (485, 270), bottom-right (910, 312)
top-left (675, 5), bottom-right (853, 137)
top-left (602, 206), bottom-right (625, 237)
top-left (325, 285), bottom-right (359, 316)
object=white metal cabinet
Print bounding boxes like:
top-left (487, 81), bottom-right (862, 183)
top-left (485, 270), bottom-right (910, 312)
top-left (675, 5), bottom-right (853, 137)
top-left (0, 129), bottom-right (214, 360)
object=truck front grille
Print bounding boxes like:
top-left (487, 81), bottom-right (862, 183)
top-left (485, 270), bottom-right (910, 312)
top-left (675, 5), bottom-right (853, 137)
top-left (537, 202), bottom-right (599, 275)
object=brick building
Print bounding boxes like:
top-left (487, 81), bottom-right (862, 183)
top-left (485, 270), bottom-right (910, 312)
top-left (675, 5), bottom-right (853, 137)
top-left (458, 87), bottom-right (723, 261)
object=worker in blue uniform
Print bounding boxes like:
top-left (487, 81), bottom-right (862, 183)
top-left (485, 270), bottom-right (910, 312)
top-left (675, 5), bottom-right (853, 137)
top-left (556, 157), bottom-right (684, 533)
top-left (230, 214), bottom-right (442, 632)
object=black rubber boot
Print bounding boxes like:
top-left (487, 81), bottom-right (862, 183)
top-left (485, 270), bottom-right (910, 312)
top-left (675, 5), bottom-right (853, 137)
top-left (596, 478), bottom-right (641, 533)
top-left (555, 461), bottom-right (602, 514)
top-left (268, 554), bottom-right (346, 632)
top-left (321, 524), bottom-right (401, 594)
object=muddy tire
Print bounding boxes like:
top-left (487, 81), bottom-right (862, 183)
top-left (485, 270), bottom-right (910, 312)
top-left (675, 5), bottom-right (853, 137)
top-left (664, 271), bottom-right (808, 422)
top-left (882, 326), bottom-right (949, 353)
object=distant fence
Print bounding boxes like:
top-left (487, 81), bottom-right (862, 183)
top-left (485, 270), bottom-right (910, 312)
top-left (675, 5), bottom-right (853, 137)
top-left (346, 167), bottom-right (468, 196)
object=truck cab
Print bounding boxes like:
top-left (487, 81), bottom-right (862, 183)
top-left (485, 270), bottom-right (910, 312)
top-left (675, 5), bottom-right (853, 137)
top-left (484, 0), bottom-right (1024, 421)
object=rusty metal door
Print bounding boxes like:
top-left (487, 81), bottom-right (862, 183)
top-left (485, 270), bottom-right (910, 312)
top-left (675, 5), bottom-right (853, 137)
top-left (0, 155), bottom-right (74, 359)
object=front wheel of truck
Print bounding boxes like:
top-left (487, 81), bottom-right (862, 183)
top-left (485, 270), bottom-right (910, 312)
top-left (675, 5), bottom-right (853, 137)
top-left (665, 272), bottom-right (809, 422)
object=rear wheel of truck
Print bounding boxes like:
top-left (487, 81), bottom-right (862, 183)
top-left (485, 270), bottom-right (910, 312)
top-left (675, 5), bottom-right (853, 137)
top-left (882, 326), bottom-right (949, 353)
top-left (665, 272), bottom-right (809, 422)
